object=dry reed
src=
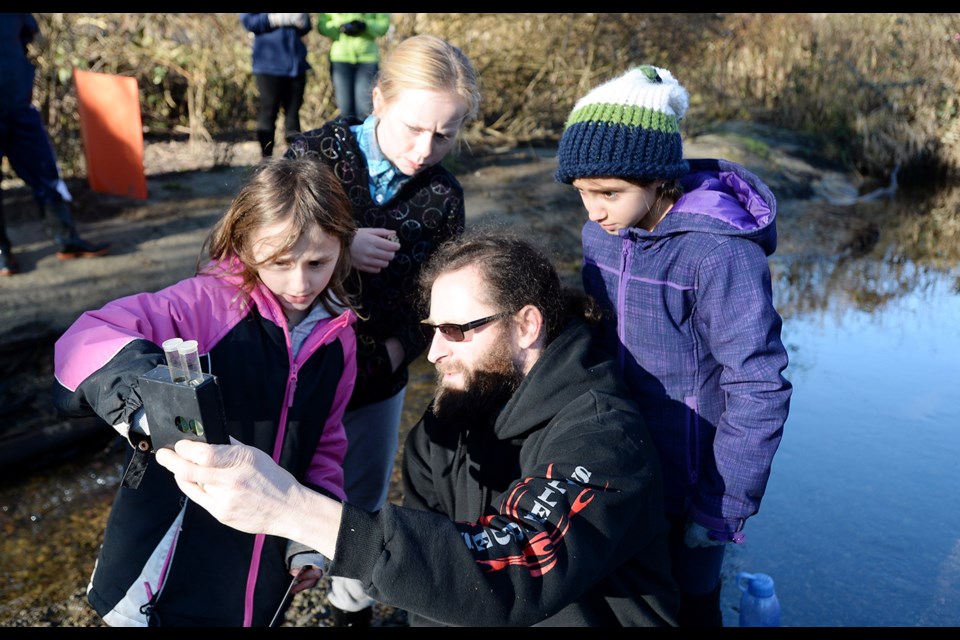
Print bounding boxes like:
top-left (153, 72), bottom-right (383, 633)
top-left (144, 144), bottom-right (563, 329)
top-left (19, 13), bottom-right (960, 186)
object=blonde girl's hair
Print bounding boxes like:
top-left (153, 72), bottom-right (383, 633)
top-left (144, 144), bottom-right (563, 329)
top-left (199, 153), bottom-right (359, 317)
top-left (376, 34), bottom-right (481, 132)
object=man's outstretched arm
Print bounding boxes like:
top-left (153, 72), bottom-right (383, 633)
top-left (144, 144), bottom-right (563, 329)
top-left (155, 438), bottom-right (343, 559)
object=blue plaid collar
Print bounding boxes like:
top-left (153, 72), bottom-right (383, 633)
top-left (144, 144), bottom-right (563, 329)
top-left (352, 115), bottom-right (410, 205)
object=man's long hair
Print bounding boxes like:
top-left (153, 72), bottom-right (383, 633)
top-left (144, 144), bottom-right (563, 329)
top-left (417, 226), bottom-right (600, 344)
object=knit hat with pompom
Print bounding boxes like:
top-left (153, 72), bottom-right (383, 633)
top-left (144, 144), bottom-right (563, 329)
top-left (555, 65), bottom-right (690, 184)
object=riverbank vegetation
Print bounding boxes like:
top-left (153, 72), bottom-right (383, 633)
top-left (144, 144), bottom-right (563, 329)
top-left (25, 13), bottom-right (960, 187)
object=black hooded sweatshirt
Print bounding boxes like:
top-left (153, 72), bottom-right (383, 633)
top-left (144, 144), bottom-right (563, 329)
top-left (330, 318), bottom-right (680, 626)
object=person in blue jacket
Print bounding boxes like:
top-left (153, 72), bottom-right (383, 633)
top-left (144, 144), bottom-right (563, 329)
top-left (240, 13), bottom-right (313, 157)
top-left (555, 65), bottom-right (793, 627)
top-left (53, 154), bottom-right (360, 626)
top-left (0, 13), bottom-right (109, 276)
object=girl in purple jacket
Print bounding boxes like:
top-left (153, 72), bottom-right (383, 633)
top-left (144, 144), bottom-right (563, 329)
top-left (556, 65), bottom-right (793, 627)
top-left (53, 154), bottom-right (359, 626)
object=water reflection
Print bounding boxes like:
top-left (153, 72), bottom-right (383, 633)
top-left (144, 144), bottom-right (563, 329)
top-left (719, 185), bottom-right (960, 627)
top-left (774, 185), bottom-right (960, 320)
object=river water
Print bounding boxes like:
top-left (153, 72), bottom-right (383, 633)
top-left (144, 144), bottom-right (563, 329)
top-left (718, 186), bottom-right (960, 626)
top-left (2, 187), bottom-right (958, 627)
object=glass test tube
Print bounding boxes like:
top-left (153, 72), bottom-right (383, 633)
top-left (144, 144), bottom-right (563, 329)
top-left (178, 339), bottom-right (204, 385)
top-left (162, 337), bottom-right (188, 383)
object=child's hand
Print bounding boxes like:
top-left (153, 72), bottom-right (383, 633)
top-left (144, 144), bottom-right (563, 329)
top-left (350, 228), bottom-right (401, 273)
top-left (289, 566), bottom-right (323, 594)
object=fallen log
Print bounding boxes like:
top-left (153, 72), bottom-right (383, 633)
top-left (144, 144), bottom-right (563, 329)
top-left (0, 416), bottom-right (116, 478)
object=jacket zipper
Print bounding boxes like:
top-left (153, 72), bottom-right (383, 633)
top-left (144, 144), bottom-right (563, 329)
top-left (616, 241), bottom-right (631, 372)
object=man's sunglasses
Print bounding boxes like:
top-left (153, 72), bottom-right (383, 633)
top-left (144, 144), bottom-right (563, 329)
top-left (420, 311), bottom-right (513, 343)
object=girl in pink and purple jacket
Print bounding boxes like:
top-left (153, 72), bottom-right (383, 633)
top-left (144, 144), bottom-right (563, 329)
top-left (53, 154), bottom-right (359, 626)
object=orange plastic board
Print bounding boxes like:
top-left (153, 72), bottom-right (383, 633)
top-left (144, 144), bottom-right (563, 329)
top-left (74, 69), bottom-right (148, 200)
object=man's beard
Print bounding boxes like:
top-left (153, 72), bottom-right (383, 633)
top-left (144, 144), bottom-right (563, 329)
top-left (430, 339), bottom-right (524, 424)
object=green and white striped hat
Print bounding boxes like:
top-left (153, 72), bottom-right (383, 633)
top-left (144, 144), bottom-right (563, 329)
top-left (556, 65), bottom-right (690, 184)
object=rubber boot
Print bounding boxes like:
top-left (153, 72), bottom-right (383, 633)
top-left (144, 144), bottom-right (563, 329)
top-left (0, 199), bottom-right (18, 276)
top-left (40, 199), bottom-right (110, 260)
top-left (257, 129), bottom-right (274, 157)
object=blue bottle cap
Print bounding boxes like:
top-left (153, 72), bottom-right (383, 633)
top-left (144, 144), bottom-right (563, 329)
top-left (747, 573), bottom-right (775, 597)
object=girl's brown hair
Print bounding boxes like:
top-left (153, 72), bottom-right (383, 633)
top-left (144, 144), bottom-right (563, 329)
top-left (199, 153), bottom-right (358, 316)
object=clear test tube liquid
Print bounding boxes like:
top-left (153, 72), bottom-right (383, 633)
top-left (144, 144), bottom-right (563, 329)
top-left (178, 339), bottom-right (204, 385)
top-left (162, 337), bottom-right (188, 383)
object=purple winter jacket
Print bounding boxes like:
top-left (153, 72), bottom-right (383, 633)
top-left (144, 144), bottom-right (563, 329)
top-left (581, 158), bottom-right (792, 538)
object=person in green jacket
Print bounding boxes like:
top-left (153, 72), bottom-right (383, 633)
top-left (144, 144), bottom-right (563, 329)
top-left (317, 14), bottom-right (390, 122)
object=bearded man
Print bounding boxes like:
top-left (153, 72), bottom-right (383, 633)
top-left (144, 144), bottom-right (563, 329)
top-left (156, 230), bottom-right (679, 627)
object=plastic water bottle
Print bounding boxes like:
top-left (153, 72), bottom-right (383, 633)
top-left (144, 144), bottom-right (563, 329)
top-left (737, 571), bottom-right (780, 627)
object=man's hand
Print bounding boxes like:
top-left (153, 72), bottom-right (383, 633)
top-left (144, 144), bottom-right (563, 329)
top-left (155, 438), bottom-right (298, 538)
top-left (350, 227), bottom-right (401, 273)
top-left (155, 438), bottom-right (343, 559)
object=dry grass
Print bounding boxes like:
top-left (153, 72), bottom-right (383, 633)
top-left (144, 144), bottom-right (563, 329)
top-left (22, 13), bottom-right (960, 186)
